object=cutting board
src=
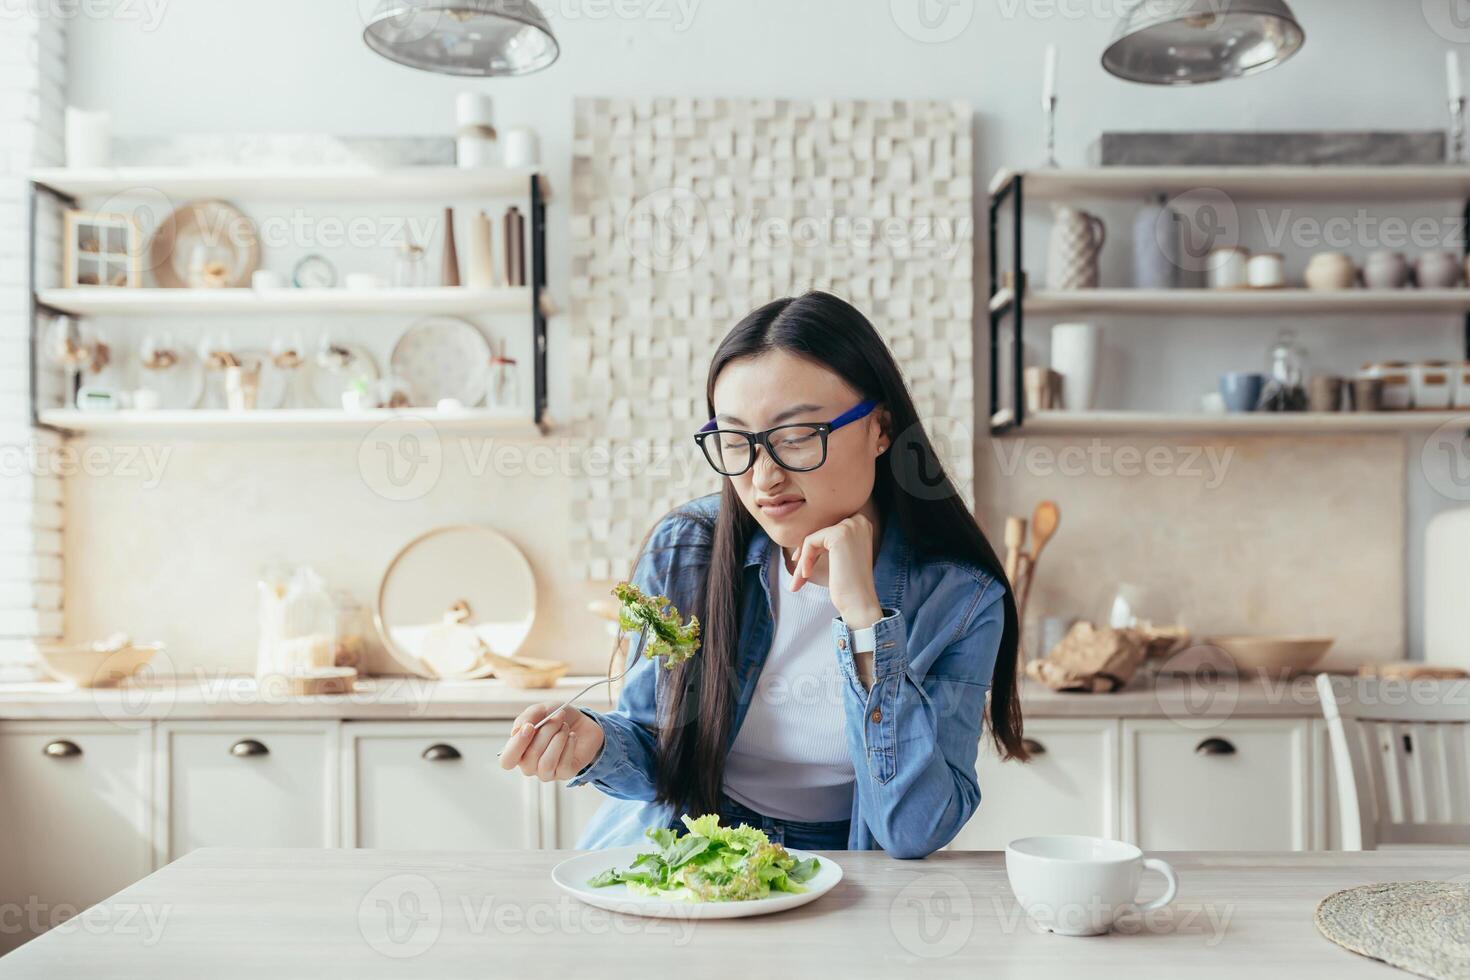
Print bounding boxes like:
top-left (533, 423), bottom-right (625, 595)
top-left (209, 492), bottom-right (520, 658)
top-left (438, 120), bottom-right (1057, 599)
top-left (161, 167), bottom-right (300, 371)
top-left (1425, 506), bottom-right (1470, 671)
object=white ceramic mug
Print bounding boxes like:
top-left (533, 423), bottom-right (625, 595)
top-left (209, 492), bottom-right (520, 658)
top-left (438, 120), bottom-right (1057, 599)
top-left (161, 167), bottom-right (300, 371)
top-left (1049, 323), bottom-right (1100, 411)
top-left (1006, 835), bottom-right (1179, 937)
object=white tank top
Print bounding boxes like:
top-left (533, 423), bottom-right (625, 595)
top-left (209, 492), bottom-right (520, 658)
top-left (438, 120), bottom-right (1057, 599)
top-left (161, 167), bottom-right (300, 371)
top-left (721, 547), bottom-right (856, 822)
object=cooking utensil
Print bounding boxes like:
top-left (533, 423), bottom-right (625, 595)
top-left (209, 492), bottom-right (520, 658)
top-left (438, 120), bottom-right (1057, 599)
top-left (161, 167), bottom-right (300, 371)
top-left (495, 622), bottom-right (650, 758)
top-left (375, 525), bottom-right (537, 679)
top-left (1017, 500), bottom-right (1059, 619)
top-left (1003, 516), bottom-right (1026, 587)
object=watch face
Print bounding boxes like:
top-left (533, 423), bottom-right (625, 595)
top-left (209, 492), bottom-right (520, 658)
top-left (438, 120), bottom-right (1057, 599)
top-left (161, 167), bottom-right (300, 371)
top-left (292, 254), bottom-right (337, 289)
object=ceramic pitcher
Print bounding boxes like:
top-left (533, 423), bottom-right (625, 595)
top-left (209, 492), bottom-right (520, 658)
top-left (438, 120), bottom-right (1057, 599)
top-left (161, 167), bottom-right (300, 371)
top-left (1047, 206), bottom-right (1107, 290)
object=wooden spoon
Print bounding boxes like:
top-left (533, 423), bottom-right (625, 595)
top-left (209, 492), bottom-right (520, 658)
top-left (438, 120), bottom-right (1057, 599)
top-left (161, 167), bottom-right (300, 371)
top-left (1003, 515), bottom-right (1026, 587)
top-left (1018, 500), bottom-right (1060, 621)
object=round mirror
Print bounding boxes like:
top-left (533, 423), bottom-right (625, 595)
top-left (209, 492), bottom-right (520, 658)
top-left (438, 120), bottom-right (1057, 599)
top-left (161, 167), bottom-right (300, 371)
top-left (375, 525), bottom-right (536, 679)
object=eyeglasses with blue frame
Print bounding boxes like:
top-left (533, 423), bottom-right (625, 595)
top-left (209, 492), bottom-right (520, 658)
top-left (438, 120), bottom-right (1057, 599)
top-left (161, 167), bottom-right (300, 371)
top-left (693, 399), bottom-right (878, 477)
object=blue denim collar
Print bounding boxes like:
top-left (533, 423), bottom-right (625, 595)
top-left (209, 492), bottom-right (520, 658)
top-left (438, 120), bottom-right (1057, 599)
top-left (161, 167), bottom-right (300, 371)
top-left (742, 507), bottom-right (910, 612)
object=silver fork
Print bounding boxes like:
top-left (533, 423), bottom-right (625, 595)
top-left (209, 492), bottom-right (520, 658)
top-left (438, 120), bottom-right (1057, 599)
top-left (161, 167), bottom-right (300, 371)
top-left (497, 621), bottom-right (651, 757)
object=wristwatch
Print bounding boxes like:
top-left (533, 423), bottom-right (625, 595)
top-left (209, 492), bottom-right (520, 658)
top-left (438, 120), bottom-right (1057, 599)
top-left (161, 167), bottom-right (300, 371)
top-left (851, 624), bottom-right (877, 654)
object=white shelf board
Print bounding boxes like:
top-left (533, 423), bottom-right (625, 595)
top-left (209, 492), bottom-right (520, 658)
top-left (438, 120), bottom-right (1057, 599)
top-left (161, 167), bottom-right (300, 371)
top-left (991, 287), bottom-right (1470, 316)
top-left (39, 408), bottom-right (544, 438)
top-left (990, 166), bottom-right (1470, 202)
top-left (1000, 410), bottom-right (1470, 435)
top-left (29, 166), bottom-right (546, 201)
top-left (37, 287), bottom-right (532, 317)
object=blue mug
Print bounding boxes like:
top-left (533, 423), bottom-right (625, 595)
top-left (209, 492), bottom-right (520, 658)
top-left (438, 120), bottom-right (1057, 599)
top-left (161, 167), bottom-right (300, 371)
top-left (1219, 372), bottom-right (1265, 413)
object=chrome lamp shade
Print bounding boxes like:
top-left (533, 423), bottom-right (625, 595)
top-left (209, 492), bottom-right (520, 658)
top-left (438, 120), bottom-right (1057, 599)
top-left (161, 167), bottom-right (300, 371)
top-left (363, 0), bottom-right (560, 76)
top-left (1102, 0), bottom-right (1304, 85)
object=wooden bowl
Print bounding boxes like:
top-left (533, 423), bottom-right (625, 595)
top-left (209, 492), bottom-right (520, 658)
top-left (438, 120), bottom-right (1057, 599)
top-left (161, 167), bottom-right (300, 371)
top-left (1207, 635), bottom-right (1334, 675)
top-left (481, 650), bottom-right (568, 689)
top-left (37, 641), bottom-right (162, 688)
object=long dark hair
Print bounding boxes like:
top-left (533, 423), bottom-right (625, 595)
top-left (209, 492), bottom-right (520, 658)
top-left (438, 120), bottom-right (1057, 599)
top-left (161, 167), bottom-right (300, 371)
top-left (628, 290), bottom-right (1025, 817)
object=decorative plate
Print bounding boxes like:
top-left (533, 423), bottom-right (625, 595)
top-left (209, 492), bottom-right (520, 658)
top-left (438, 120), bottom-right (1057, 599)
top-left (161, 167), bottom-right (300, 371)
top-left (299, 343), bottom-right (379, 408)
top-left (146, 199), bottom-right (259, 289)
top-left (374, 525), bottom-right (536, 680)
top-left (389, 317), bottom-right (490, 407)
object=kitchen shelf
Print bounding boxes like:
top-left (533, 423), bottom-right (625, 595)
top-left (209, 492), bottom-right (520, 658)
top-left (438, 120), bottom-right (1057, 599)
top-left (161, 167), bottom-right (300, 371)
top-left (38, 408), bottom-right (545, 438)
top-left (989, 165), bottom-right (1470, 202)
top-left (37, 286), bottom-right (533, 317)
top-left (28, 166), bottom-right (548, 201)
top-left (997, 410), bottom-right (1470, 436)
top-left (28, 166), bottom-right (551, 431)
top-left (991, 287), bottom-right (1470, 317)
top-left (986, 166), bottom-right (1470, 433)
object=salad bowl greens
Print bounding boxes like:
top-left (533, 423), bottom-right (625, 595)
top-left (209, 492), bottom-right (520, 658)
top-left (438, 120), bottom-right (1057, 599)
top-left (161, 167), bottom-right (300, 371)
top-left (588, 814), bottom-right (820, 902)
top-left (550, 815), bottom-right (842, 920)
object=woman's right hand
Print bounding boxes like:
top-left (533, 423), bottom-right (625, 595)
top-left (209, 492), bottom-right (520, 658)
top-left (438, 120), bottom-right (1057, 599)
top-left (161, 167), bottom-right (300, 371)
top-left (498, 703), bottom-right (606, 780)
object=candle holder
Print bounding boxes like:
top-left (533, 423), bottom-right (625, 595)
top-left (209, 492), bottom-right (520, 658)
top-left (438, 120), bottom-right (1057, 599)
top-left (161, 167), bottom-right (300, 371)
top-left (1450, 96), bottom-right (1466, 164)
top-left (1043, 95), bottom-right (1059, 168)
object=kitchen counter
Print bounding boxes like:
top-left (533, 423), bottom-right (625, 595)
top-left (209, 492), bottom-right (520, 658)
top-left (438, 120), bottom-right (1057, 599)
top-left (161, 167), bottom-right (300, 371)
top-left (0, 673), bottom-right (1335, 721)
top-left (0, 846), bottom-right (1453, 979)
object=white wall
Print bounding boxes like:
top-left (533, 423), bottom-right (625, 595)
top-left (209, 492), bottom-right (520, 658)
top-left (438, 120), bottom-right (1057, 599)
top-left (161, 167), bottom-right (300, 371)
top-left (60, 0), bottom-right (1470, 668)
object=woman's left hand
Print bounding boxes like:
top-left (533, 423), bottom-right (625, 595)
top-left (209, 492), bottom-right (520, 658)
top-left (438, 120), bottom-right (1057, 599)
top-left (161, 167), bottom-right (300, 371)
top-left (790, 513), bottom-right (884, 629)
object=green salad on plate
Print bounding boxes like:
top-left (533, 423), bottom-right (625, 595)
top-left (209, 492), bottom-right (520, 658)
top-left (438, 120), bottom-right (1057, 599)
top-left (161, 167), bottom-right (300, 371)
top-left (588, 814), bottom-right (821, 902)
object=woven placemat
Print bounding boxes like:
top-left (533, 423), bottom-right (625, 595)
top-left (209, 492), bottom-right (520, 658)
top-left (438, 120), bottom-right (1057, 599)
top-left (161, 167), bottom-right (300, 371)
top-left (1316, 881), bottom-right (1470, 980)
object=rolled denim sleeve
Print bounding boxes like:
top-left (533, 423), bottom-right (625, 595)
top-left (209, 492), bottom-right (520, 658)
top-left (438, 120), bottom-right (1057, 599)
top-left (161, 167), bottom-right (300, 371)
top-left (831, 570), bottom-right (1006, 859)
top-left (564, 513), bottom-right (708, 799)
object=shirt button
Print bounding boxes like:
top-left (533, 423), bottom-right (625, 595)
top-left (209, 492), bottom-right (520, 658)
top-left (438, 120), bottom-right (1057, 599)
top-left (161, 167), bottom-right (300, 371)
top-left (838, 638), bottom-right (848, 650)
top-left (870, 709), bottom-right (882, 723)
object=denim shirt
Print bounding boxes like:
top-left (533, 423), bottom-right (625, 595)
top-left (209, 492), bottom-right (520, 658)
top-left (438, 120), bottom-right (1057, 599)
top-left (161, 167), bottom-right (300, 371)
top-left (566, 492), bottom-right (1007, 859)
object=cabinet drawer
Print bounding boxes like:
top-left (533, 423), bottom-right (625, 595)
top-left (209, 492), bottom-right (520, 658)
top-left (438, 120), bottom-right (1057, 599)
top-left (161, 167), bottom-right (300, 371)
top-left (344, 723), bottom-right (536, 849)
top-left (158, 722), bottom-right (337, 861)
top-left (1123, 719), bottom-right (1313, 851)
top-left (946, 719), bottom-right (1118, 850)
top-left (0, 723), bottom-right (152, 955)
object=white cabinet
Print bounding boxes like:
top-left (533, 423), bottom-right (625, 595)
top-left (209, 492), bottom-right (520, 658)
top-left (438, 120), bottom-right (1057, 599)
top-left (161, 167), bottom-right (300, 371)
top-left (342, 722), bottom-right (537, 849)
top-left (1122, 719), bottom-right (1317, 851)
top-left (0, 722), bottom-right (152, 955)
top-left (542, 781), bottom-right (612, 849)
top-left (947, 719), bottom-right (1119, 850)
top-left (155, 721), bottom-right (337, 862)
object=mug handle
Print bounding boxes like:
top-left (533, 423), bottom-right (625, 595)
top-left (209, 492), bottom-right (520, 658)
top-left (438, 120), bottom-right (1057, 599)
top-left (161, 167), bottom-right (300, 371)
top-left (1133, 857), bottom-right (1179, 913)
top-left (1086, 213), bottom-right (1108, 257)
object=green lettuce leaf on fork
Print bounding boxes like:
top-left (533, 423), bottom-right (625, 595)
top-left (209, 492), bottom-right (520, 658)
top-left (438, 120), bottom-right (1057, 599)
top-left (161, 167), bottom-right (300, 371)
top-left (612, 582), bottom-right (701, 669)
top-left (588, 814), bottom-right (821, 902)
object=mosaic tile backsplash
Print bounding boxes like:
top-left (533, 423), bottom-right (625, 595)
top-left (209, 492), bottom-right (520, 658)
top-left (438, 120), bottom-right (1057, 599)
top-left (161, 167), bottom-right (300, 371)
top-left (569, 96), bottom-right (975, 579)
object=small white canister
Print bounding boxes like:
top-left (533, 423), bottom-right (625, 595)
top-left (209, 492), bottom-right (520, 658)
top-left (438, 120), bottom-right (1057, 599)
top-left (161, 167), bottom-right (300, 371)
top-left (501, 127), bottom-right (540, 169)
top-left (1246, 252), bottom-right (1285, 289)
top-left (456, 92), bottom-right (498, 169)
top-left (1455, 362), bottom-right (1470, 408)
top-left (1206, 246), bottom-right (1251, 289)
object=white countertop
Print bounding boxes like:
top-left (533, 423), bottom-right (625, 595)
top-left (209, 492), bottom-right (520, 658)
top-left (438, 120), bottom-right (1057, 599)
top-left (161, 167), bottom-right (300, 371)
top-left (0, 846), bottom-right (1451, 979)
top-left (0, 673), bottom-right (1334, 721)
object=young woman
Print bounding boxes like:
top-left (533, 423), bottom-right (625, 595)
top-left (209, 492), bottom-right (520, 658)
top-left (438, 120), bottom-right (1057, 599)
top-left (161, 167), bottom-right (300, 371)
top-left (499, 290), bottom-right (1025, 859)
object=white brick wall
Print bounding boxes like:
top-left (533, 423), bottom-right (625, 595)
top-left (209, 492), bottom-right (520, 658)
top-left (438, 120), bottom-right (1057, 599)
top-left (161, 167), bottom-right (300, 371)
top-left (0, 12), bottom-right (65, 679)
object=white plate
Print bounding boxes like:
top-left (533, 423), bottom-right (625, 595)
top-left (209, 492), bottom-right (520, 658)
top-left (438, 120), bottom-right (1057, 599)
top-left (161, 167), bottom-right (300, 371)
top-left (551, 844), bottom-right (843, 920)
top-left (389, 316), bottom-right (490, 407)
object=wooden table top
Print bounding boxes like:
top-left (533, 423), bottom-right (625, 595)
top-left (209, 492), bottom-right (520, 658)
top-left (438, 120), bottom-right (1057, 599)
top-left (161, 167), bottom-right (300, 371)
top-left (0, 847), bottom-right (1458, 979)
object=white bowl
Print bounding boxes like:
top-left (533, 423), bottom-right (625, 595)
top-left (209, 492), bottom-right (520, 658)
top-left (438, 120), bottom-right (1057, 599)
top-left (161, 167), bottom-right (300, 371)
top-left (36, 641), bottom-right (162, 688)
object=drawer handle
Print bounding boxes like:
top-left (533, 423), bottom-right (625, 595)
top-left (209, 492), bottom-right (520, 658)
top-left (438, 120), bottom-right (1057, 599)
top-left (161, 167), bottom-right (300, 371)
top-left (229, 739), bottom-right (270, 758)
top-left (43, 740), bottom-right (81, 759)
top-left (1021, 738), bottom-right (1047, 756)
top-left (422, 743), bottom-right (462, 762)
top-left (1195, 737), bottom-right (1236, 757)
